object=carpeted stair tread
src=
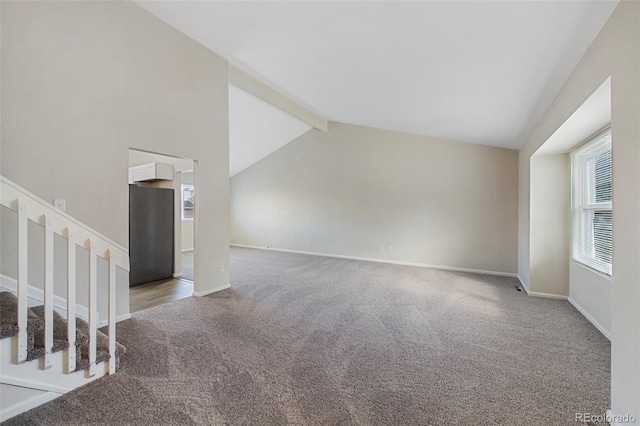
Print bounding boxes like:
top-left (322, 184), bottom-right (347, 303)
top-left (29, 305), bottom-right (89, 346)
top-left (75, 317), bottom-right (126, 371)
top-left (0, 291), bottom-right (44, 339)
top-left (1, 291), bottom-right (126, 371)
top-left (26, 306), bottom-right (85, 361)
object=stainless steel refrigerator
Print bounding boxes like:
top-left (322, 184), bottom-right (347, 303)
top-left (129, 184), bottom-right (174, 286)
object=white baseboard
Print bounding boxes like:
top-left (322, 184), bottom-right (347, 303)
top-left (526, 291), bottom-right (568, 300)
top-left (173, 272), bottom-right (183, 278)
top-left (231, 244), bottom-right (517, 278)
top-left (0, 389), bottom-right (61, 422)
top-left (1, 274), bottom-right (131, 327)
top-left (517, 275), bottom-right (530, 294)
top-left (193, 283), bottom-right (231, 297)
top-left (1, 374), bottom-right (74, 394)
top-left (569, 297), bottom-right (611, 340)
top-left (106, 313), bottom-right (132, 326)
top-left (516, 275), bottom-right (568, 300)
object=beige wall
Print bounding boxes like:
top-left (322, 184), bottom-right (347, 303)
top-left (231, 122), bottom-right (518, 274)
top-left (182, 221), bottom-right (194, 252)
top-left (518, 1), bottom-right (639, 417)
top-left (529, 154), bottom-right (570, 296)
top-left (569, 262), bottom-right (611, 338)
top-left (1, 1), bottom-right (230, 299)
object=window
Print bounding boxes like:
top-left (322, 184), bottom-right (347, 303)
top-left (571, 128), bottom-right (612, 276)
top-left (181, 184), bottom-right (194, 220)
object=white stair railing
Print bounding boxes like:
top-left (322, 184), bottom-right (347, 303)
top-left (0, 176), bottom-right (129, 376)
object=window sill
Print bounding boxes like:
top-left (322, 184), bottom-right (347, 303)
top-left (571, 260), bottom-right (612, 282)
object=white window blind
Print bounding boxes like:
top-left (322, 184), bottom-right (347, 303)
top-left (571, 128), bottom-right (612, 276)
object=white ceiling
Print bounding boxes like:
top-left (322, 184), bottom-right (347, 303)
top-left (136, 1), bottom-right (618, 150)
top-left (535, 78), bottom-right (610, 156)
top-left (229, 84), bottom-right (312, 176)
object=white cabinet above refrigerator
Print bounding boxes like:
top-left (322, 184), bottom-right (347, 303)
top-left (129, 162), bottom-right (174, 183)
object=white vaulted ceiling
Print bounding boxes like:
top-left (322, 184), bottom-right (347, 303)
top-left (229, 84), bottom-right (312, 176)
top-left (136, 1), bottom-right (618, 150)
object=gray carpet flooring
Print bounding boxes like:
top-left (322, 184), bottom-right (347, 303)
top-left (4, 247), bottom-right (610, 425)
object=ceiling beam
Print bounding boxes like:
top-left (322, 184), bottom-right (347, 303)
top-left (228, 64), bottom-right (328, 132)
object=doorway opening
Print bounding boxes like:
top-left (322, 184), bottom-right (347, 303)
top-left (179, 170), bottom-right (195, 283)
top-left (128, 148), bottom-right (196, 313)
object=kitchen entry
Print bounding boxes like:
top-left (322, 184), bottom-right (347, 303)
top-left (129, 184), bottom-right (174, 285)
top-left (128, 148), bottom-right (195, 311)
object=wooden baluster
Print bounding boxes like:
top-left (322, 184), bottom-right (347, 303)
top-left (16, 201), bottom-right (28, 364)
top-left (87, 241), bottom-right (97, 377)
top-left (43, 216), bottom-right (54, 369)
top-left (107, 250), bottom-right (116, 374)
top-left (66, 228), bottom-right (76, 373)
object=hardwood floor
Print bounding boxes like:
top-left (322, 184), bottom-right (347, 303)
top-left (129, 277), bottom-right (194, 313)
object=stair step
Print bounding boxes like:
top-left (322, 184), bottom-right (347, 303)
top-left (0, 291), bottom-right (126, 372)
top-left (27, 306), bottom-right (89, 362)
top-left (75, 317), bottom-right (126, 371)
top-left (0, 291), bottom-right (44, 340)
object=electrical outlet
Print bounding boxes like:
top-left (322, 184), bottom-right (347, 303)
top-left (389, 246), bottom-right (393, 253)
top-left (219, 265), bottom-right (224, 274)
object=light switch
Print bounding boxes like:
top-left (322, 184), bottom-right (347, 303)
top-left (54, 199), bottom-right (66, 212)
